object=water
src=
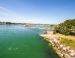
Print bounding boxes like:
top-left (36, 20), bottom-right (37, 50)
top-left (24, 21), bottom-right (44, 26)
top-left (0, 25), bottom-right (60, 58)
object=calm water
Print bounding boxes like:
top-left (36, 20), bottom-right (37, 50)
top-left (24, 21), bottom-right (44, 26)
top-left (0, 25), bottom-right (60, 58)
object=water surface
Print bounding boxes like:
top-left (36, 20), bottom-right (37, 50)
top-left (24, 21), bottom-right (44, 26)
top-left (0, 25), bottom-right (60, 58)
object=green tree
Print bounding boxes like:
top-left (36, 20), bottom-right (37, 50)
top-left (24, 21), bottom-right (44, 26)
top-left (55, 19), bottom-right (75, 35)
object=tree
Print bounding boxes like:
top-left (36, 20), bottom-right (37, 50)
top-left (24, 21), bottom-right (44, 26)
top-left (55, 19), bottom-right (75, 35)
top-left (6, 22), bottom-right (11, 24)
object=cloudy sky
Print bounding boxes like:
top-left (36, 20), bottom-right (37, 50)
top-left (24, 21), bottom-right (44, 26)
top-left (0, 0), bottom-right (75, 24)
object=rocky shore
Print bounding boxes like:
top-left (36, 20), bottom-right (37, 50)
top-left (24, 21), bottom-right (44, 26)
top-left (40, 31), bottom-right (75, 58)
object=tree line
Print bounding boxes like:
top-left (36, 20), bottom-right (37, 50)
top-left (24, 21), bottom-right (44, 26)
top-left (54, 19), bottom-right (75, 35)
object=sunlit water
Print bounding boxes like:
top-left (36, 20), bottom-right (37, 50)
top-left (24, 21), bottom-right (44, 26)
top-left (0, 25), bottom-right (60, 58)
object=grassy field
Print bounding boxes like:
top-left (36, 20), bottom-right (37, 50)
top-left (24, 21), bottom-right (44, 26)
top-left (56, 34), bottom-right (75, 50)
top-left (59, 38), bottom-right (75, 49)
top-left (49, 32), bottom-right (75, 50)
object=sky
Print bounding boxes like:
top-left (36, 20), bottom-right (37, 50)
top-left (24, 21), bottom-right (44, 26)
top-left (0, 0), bottom-right (75, 24)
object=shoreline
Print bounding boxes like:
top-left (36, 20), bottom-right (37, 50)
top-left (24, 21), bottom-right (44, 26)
top-left (40, 31), bottom-right (75, 58)
top-left (40, 32), bottom-right (63, 58)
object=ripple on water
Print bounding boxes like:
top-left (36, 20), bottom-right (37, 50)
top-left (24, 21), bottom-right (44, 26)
top-left (8, 47), bottom-right (18, 51)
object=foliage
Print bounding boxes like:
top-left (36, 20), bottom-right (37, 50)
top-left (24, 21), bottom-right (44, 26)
top-left (55, 19), bottom-right (75, 35)
top-left (6, 22), bottom-right (12, 24)
top-left (41, 25), bottom-right (56, 30)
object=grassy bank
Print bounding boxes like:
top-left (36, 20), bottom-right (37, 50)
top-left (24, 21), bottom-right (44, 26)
top-left (59, 37), bottom-right (75, 50)
top-left (41, 31), bottom-right (75, 50)
top-left (41, 31), bottom-right (75, 58)
top-left (53, 33), bottom-right (75, 50)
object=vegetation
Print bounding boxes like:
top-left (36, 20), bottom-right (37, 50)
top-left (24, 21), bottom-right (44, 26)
top-left (0, 22), bottom-right (12, 25)
top-left (40, 25), bottom-right (56, 30)
top-left (59, 38), bottom-right (75, 49)
top-left (55, 19), bottom-right (75, 35)
top-left (0, 21), bottom-right (25, 25)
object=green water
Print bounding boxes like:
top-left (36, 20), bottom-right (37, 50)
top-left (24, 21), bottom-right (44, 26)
top-left (0, 25), bottom-right (60, 58)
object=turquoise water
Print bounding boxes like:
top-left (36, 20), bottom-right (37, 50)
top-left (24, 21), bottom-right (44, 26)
top-left (0, 25), bottom-right (60, 58)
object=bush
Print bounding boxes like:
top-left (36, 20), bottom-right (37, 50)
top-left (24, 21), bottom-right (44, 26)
top-left (54, 19), bottom-right (75, 35)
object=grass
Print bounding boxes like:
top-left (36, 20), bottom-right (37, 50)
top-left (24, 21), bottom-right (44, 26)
top-left (59, 37), bottom-right (75, 49)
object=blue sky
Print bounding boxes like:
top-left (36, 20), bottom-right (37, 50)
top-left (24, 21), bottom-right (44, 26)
top-left (0, 0), bottom-right (75, 24)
